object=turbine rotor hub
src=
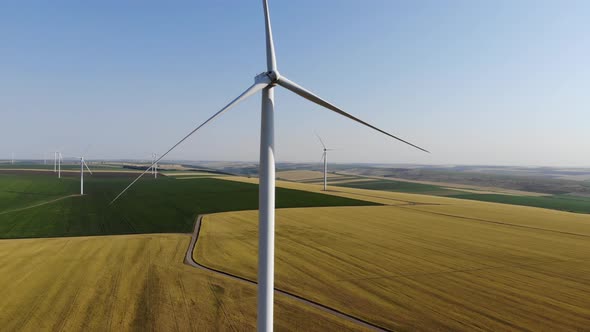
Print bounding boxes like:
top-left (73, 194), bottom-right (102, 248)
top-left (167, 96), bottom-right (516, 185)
top-left (266, 70), bottom-right (280, 82)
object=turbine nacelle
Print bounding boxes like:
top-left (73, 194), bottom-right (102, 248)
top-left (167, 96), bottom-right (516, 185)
top-left (255, 70), bottom-right (280, 85)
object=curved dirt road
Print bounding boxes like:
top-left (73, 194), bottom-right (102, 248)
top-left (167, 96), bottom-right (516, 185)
top-left (0, 195), bottom-right (79, 216)
top-left (185, 214), bottom-right (390, 332)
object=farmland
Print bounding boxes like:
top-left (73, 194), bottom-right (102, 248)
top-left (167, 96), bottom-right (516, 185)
top-left (335, 178), bottom-right (590, 213)
top-left (3, 168), bottom-right (590, 330)
top-left (452, 193), bottom-right (590, 213)
top-left (0, 171), bottom-right (376, 238)
top-left (0, 234), bottom-right (363, 331)
top-left (195, 202), bottom-right (590, 331)
top-left (336, 165), bottom-right (590, 194)
top-left (275, 170), bottom-right (590, 214)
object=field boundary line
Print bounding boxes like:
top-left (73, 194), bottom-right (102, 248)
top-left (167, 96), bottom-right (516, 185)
top-left (0, 194), bottom-right (79, 216)
top-left (185, 214), bottom-right (391, 332)
top-left (403, 206), bottom-right (590, 238)
top-left (215, 176), bottom-right (426, 206)
top-left (335, 256), bottom-right (587, 282)
top-left (333, 171), bottom-right (549, 197)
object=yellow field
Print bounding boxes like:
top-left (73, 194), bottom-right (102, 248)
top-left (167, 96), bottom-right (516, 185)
top-left (196, 202), bottom-right (590, 331)
top-left (0, 234), bottom-right (364, 331)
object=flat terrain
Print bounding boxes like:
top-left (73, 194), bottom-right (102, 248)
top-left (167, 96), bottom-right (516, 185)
top-left (0, 172), bottom-right (376, 238)
top-left (274, 170), bottom-right (590, 214)
top-left (277, 170), bottom-right (348, 182)
top-left (0, 173), bottom-right (79, 212)
top-left (194, 182), bottom-right (590, 331)
top-left (334, 178), bottom-right (590, 213)
top-left (4, 168), bottom-right (590, 330)
top-left (336, 172), bottom-right (550, 196)
top-left (0, 234), bottom-right (364, 331)
top-left (338, 166), bottom-right (590, 196)
top-left (451, 192), bottom-right (590, 213)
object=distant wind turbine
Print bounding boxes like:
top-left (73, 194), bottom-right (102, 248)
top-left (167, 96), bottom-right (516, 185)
top-left (57, 152), bottom-right (62, 179)
top-left (110, 1), bottom-right (429, 330)
top-left (316, 133), bottom-right (334, 191)
top-left (79, 156), bottom-right (92, 195)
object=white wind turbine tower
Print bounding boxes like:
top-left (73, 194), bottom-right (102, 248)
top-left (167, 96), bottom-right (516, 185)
top-left (110, 1), bottom-right (429, 330)
top-left (57, 152), bottom-right (63, 179)
top-left (79, 156), bottom-right (92, 195)
top-left (316, 134), bottom-right (334, 191)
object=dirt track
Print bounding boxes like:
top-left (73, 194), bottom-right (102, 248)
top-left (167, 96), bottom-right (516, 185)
top-left (0, 195), bottom-right (79, 216)
top-left (185, 214), bottom-right (388, 332)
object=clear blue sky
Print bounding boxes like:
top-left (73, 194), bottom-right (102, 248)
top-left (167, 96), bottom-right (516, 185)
top-left (2, 0), bottom-right (589, 166)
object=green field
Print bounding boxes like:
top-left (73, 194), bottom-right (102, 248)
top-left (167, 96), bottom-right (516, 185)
top-left (0, 164), bottom-right (82, 170)
top-left (0, 163), bottom-right (123, 171)
top-left (0, 173), bottom-right (79, 211)
top-left (0, 172), bottom-right (377, 238)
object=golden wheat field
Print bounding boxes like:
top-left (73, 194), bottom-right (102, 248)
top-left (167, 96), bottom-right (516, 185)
top-left (0, 234), bottom-right (364, 332)
top-left (195, 202), bottom-right (590, 331)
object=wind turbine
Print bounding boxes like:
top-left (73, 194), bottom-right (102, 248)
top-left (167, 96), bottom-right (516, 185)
top-left (316, 134), bottom-right (334, 191)
top-left (79, 157), bottom-right (92, 195)
top-left (57, 152), bottom-right (62, 179)
top-left (110, 1), bottom-right (429, 330)
top-left (11, 153), bottom-right (14, 165)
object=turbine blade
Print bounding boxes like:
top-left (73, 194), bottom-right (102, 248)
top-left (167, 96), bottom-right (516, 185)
top-left (84, 161), bottom-right (93, 175)
top-left (315, 131), bottom-right (326, 149)
top-left (277, 76), bottom-right (430, 153)
top-left (263, 0), bottom-right (277, 71)
top-left (109, 80), bottom-right (269, 205)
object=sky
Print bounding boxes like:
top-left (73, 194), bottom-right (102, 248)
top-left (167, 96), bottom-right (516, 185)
top-left (1, 0), bottom-right (589, 167)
